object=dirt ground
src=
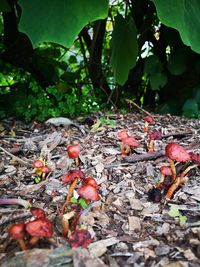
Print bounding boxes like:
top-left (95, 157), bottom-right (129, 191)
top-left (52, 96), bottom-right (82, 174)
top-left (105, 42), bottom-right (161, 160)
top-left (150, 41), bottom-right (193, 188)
top-left (0, 112), bottom-right (200, 267)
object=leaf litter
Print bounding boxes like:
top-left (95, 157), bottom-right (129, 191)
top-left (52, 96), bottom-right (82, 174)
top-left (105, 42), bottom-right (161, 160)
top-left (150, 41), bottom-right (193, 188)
top-left (0, 112), bottom-right (200, 267)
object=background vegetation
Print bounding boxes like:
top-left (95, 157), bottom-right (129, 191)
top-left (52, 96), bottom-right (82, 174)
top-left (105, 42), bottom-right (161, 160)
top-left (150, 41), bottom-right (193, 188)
top-left (0, 0), bottom-right (200, 121)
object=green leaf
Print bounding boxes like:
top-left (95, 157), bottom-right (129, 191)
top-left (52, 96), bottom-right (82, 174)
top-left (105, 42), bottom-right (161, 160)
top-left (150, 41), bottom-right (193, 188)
top-left (18, 0), bottom-right (108, 47)
top-left (179, 214), bottom-right (187, 226)
top-left (168, 205), bottom-right (180, 218)
top-left (70, 197), bottom-right (78, 204)
top-left (150, 72), bottom-right (168, 91)
top-left (0, 0), bottom-right (11, 12)
top-left (167, 53), bottom-right (187, 76)
top-left (110, 13), bottom-right (138, 85)
top-left (78, 198), bottom-right (88, 209)
top-left (144, 55), bottom-right (163, 75)
top-left (153, 0), bottom-right (200, 53)
top-left (182, 98), bottom-right (199, 118)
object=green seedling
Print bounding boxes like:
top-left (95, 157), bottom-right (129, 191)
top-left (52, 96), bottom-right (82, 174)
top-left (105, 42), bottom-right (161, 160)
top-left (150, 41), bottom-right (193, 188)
top-left (91, 118), bottom-right (116, 132)
top-left (34, 176), bottom-right (41, 183)
top-left (168, 205), bottom-right (187, 226)
top-left (70, 197), bottom-right (88, 209)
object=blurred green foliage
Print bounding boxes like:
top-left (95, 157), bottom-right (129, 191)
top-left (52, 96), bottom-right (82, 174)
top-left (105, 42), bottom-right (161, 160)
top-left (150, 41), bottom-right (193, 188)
top-left (0, 0), bottom-right (200, 121)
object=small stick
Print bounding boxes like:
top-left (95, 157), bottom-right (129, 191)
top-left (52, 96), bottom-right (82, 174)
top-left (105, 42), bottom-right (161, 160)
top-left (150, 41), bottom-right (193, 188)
top-left (125, 99), bottom-right (152, 116)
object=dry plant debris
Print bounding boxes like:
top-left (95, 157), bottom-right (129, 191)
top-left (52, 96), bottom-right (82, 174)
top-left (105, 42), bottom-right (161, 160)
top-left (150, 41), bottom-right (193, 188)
top-left (0, 112), bottom-right (200, 267)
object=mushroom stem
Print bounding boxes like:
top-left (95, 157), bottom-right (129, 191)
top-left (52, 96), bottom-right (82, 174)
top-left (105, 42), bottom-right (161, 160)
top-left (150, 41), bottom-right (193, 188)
top-left (124, 144), bottom-right (131, 155)
top-left (144, 121), bottom-right (149, 133)
top-left (121, 143), bottom-right (126, 156)
top-left (75, 157), bottom-right (79, 167)
top-left (71, 208), bottom-right (83, 231)
top-left (18, 238), bottom-right (26, 251)
top-left (169, 159), bottom-right (176, 182)
top-left (61, 216), bottom-right (69, 237)
top-left (165, 175), bottom-right (187, 200)
top-left (66, 178), bottom-right (78, 202)
top-left (165, 176), bottom-right (182, 199)
top-left (29, 236), bottom-right (40, 246)
top-left (147, 140), bottom-right (154, 153)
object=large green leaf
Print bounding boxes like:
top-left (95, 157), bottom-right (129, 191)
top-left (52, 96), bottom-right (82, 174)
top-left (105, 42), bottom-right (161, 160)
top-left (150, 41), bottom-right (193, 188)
top-left (18, 0), bottom-right (108, 47)
top-left (110, 14), bottom-right (138, 85)
top-left (153, 0), bottom-right (200, 53)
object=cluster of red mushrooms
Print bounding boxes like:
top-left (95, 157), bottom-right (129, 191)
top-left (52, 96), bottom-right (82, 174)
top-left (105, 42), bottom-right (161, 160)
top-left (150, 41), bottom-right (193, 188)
top-left (6, 114), bottom-right (200, 251)
top-left (8, 144), bottom-right (100, 250)
top-left (118, 115), bottom-right (200, 202)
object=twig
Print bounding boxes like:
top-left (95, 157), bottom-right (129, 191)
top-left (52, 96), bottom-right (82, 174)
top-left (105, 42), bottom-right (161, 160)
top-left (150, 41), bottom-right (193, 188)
top-left (124, 150), bottom-right (166, 163)
top-left (123, 141), bottom-right (200, 163)
top-left (162, 131), bottom-right (194, 139)
top-left (0, 146), bottom-right (32, 167)
top-left (125, 99), bottom-right (152, 116)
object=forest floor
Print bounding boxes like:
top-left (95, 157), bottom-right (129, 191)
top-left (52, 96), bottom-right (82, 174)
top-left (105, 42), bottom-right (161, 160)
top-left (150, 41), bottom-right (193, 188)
top-left (0, 112), bottom-right (200, 267)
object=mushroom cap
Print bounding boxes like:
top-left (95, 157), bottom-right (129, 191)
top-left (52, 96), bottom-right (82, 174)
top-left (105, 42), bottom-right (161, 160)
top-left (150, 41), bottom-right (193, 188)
top-left (149, 130), bottom-right (162, 140)
top-left (41, 166), bottom-right (50, 174)
top-left (67, 144), bottom-right (80, 158)
top-left (143, 115), bottom-right (154, 124)
top-left (62, 169), bottom-right (85, 183)
top-left (189, 152), bottom-right (200, 165)
top-left (33, 160), bottom-right (44, 168)
top-left (121, 136), bottom-right (140, 148)
top-left (165, 143), bottom-right (190, 162)
top-left (69, 229), bottom-right (93, 248)
top-left (77, 184), bottom-right (100, 201)
top-left (25, 218), bottom-right (53, 238)
top-left (30, 207), bottom-right (46, 219)
top-left (9, 223), bottom-right (25, 240)
top-left (160, 166), bottom-right (172, 176)
top-left (82, 177), bottom-right (98, 189)
top-left (117, 130), bottom-right (129, 140)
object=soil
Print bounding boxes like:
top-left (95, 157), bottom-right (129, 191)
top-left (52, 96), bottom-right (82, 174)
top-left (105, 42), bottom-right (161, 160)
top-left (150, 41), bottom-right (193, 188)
top-left (0, 112), bottom-right (200, 267)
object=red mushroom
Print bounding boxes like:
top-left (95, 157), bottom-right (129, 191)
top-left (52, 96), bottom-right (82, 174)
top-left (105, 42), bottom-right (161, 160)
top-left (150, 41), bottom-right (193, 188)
top-left (62, 170), bottom-right (85, 203)
top-left (69, 229), bottom-right (93, 248)
top-left (30, 207), bottom-right (46, 219)
top-left (8, 223), bottom-right (26, 250)
top-left (117, 130), bottom-right (130, 155)
top-left (41, 166), bottom-right (50, 180)
top-left (165, 152), bottom-right (199, 199)
top-left (82, 177), bottom-right (98, 189)
top-left (117, 130), bottom-right (129, 140)
top-left (147, 130), bottom-right (162, 153)
top-left (121, 136), bottom-right (140, 156)
top-left (33, 159), bottom-right (44, 176)
top-left (165, 143), bottom-right (190, 182)
top-left (67, 144), bottom-right (80, 166)
top-left (77, 184), bottom-right (100, 202)
top-left (143, 116), bottom-right (154, 133)
top-left (156, 166), bottom-right (172, 189)
top-left (25, 218), bottom-right (53, 246)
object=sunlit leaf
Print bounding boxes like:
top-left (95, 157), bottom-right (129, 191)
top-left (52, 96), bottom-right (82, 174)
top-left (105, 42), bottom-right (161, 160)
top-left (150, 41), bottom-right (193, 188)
top-left (110, 13), bottom-right (138, 85)
top-left (168, 205), bottom-right (180, 218)
top-left (18, 0), bottom-right (109, 47)
top-left (153, 0), bottom-right (200, 53)
top-left (179, 214), bottom-right (187, 226)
